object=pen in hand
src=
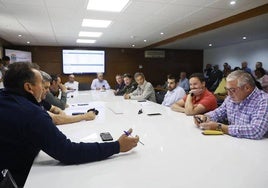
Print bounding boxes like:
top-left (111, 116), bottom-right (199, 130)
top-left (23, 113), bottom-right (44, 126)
top-left (124, 131), bottom-right (144, 145)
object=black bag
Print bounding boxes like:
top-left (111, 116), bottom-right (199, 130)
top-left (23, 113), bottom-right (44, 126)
top-left (0, 169), bottom-right (18, 188)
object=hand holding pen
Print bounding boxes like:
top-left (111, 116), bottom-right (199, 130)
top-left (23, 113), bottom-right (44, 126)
top-left (117, 128), bottom-right (141, 152)
top-left (124, 130), bottom-right (144, 145)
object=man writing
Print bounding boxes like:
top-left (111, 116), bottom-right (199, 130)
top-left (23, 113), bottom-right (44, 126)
top-left (0, 62), bottom-right (139, 187)
top-left (194, 70), bottom-right (268, 139)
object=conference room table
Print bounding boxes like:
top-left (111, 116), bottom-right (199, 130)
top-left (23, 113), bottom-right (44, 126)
top-left (25, 90), bottom-right (268, 188)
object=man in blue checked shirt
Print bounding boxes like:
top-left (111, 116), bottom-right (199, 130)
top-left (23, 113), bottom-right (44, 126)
top-left (194, 70), bottom-right (268, 139)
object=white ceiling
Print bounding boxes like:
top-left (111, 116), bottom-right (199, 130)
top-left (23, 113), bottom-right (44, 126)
top-left (0, 0), bottom-right (267, 49)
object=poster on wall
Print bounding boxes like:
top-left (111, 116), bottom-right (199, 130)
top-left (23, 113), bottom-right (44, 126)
top-left (4, 49), bottom-right (32, 63)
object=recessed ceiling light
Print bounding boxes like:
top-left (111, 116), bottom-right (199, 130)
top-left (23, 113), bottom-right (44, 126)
top-left (209, 43), bottom-right (212, 47)
top-left (131, 44), bottom-right (135, 47)
top-left (82, 19), bottom-right (111, 28)
top-left (79, 31), bottom-right (102, 37)
top-left (143, 39), bottom-right (147, 42)
top-left (242, 36), bottom-right (247, 40)
top-left (160, 32), bottom-right (164, 35)
top-left (230, 1), bottom-right (236, 5)
top-left (87, 0), bottom-right (130, 12)
top-left (27, 41), bottom-right (30, 44)
top-left (76, 39), bottom-right (96, 43)
top-left (18, 34), bottom-right (22, 37)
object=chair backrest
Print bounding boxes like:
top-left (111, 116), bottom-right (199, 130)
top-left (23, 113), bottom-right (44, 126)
top-left (0, 169), bottom-right (18, 188)
top-left (78, 83), bottom-right (91, 91)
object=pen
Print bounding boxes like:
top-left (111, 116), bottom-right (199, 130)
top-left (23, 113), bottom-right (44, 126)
top-left (124, 131), bottom-right (144, 145)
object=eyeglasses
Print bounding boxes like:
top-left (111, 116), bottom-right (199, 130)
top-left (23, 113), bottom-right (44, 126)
top-left (224, 86), bottom-right (242, 93)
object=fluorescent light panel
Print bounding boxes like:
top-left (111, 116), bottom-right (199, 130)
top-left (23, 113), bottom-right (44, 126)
top-left (87, 0), bottom-right (129, 12)
top-left (79, 31), bottom-right (102, 37)
top-left (82, 19), bottom-right (111, 28)
top-left (76, 39), bottom-right (96, 43)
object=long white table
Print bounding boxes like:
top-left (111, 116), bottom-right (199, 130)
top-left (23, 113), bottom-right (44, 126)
top-left (25, 90), bottom-right (268, 188)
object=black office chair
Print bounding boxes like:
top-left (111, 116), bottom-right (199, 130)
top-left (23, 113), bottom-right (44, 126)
top-left (78, 83), bottom-right (91, 91)
top-left (0, 169), bottom-right (18, 188)
top-left (155, 90), bottom-right (167, 104)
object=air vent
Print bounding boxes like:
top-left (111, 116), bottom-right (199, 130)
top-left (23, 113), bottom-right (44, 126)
top-left (144, 50), bottom-right (165, 58)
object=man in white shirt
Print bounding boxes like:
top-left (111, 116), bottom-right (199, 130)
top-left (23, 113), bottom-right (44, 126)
top-left (64, 74), bottom-right (79, 91)
top-left (162, 74), bottom-right (185, 107)
top-left (124, 72), bottom-right (156, 102)
top-left (91, 73), bottom-right (110, 90)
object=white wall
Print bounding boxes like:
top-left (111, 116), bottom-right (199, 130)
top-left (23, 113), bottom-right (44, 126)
top-left (204, 39), bottom-right (268, 71)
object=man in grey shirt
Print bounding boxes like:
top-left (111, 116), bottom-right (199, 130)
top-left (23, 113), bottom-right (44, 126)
top-left (45, 74), bottom-right (67, 110)
top-left (124, 72), bottom-right (156, 102)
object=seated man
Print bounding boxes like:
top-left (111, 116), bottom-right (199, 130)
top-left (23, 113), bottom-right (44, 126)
top-left (115, 73), bottom-right (137, 96)
top-left (0, 62), bottom-right (139, 187)
top-left (45, 74), bottom-right (68, 110)
top-left (214, 68), bottom-right (232, 104)
top-left (178, 72), bottom-right (190, 92)
top-left (194, 70), bottom-right (268, 139)
top-left (124, 72), bottom-right (156, 102)
top-left (162, 74), bottom-right (185, 107)
top-left (171, 73), bottom-right (217, 115)
top-left (40, 71), bottom-right (95, 125)
top-left (91, 72), bottom-right (110, 90)
top-left (64, 74), bottom-right (79, 91)
top-left (114, 74), bottom-right (125, 95)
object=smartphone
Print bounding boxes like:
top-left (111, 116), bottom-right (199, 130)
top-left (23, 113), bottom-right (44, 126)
top-left (138, 99), bottom-right (147, 102)
top-left (100, 132), bottom-right (113, 141)
top-left (147, 113), bottom-right (162, 116)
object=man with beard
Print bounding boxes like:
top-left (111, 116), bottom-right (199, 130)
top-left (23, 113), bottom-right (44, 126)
top-left (171, 73), bottom-right (217, 115)
top-left (162, 74), bottom-right (185, 107)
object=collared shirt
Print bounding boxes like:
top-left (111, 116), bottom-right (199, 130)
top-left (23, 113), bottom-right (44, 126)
top-left (91, 78), bottom-right (110, 90)
top-left (206, 88), bottom-right (268, 139)
top-left (183, 88), bottom-right (217, 112)
top-left (65, 81), bottom-right (79, 91)
top-left (129, 80), bottom-right (156, 102)
top-left (162, 86), bottom-right (185, 107)
top-left (179, 78), bottom-right (190, 92)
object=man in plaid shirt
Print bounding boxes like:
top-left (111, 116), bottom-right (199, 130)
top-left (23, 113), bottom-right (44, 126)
top-left (194, 70), bottom-right (268, 139)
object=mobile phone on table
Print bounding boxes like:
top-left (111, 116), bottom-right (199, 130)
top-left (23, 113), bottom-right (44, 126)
top-left (100, 132), bottom-right (113, 141)
top-left (147, 113), bottom-right (161, 116)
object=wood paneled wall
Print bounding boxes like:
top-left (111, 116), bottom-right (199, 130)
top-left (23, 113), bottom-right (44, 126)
top-left (11, 46), bottom-right (203, 88)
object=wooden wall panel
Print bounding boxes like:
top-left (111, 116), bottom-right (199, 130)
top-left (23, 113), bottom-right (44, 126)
top-left (11, 46), bottom-right (203, 88)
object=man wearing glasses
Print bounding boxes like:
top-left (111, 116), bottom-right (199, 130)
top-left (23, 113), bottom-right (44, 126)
top-left (194, 70), bottom-right (268, 139)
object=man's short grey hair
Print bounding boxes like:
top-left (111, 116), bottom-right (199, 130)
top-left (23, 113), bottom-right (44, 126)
top-left (134, 72), bottom-right (145, 79)
top-left (226, 70), bottom-right (255, 87)
top-left (40, 71), bottom-right (52, 82)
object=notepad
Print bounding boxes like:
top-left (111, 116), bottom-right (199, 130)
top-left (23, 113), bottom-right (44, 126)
top-left (202, 130), bottom-right (223, 135)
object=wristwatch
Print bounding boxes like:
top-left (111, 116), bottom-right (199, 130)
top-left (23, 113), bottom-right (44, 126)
top-left (216, 123), bottom-right (222, 131)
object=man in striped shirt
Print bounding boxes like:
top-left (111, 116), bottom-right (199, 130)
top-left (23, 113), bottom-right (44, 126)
top-left (194, 70), bottom-right (268, 139)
